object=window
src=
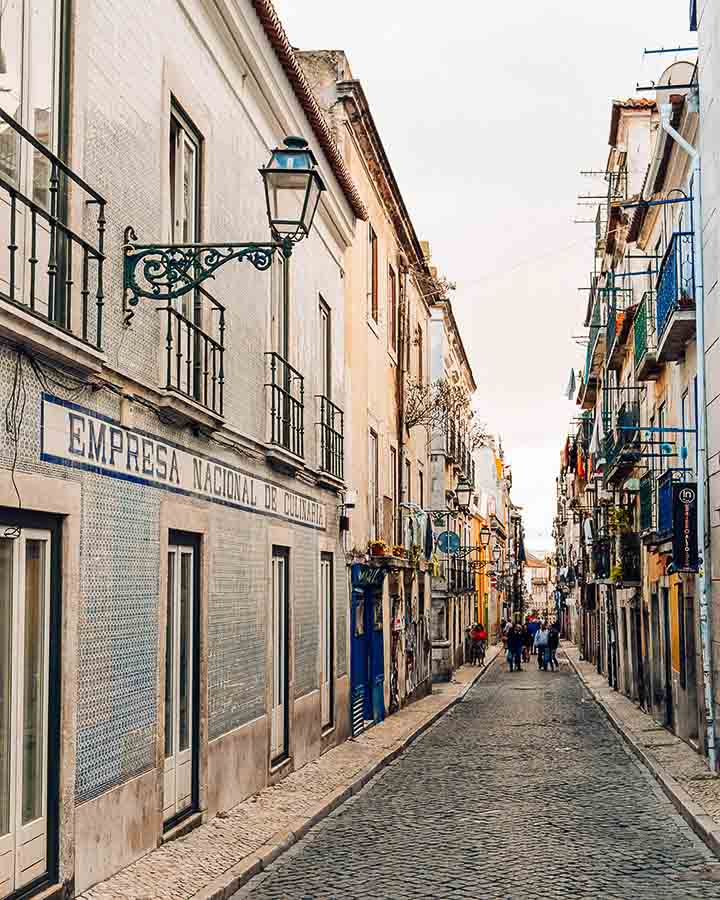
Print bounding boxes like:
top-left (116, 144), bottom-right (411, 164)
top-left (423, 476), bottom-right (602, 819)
top-left (369, 431), bottom-right (379, 539)
top-left (319, 297), bottom-right (331, 399)
top-left (319, 553), bottom-right (334, 729)
top-left (658, 402), bottom-right (667, 474)
top-left (272, 254), bottom-right (289, 359)
top-left (418, 466), bottom-right (424, 509)
top-left (388, 265), bottom-right (397, 351)
top-left (170, 106), bottom-right (202, 324)
top-left (368, 224), bottom-right (378, 322)
top-left (405, 458), bottom-right (411, 504)
top-left (681, 390), bottom-right (689, 474)
top-left (416, 326), bottom-right (424, 384)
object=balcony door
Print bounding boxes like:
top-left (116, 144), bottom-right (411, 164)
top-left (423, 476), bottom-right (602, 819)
top-left (163, 537), bottom-right (199, 825)
top-left (270, 548), bottom-right (289, 762)
top-left (0, 0), bottom-right (66, 320)
top-left (0, 528), bottom-right (54, 897)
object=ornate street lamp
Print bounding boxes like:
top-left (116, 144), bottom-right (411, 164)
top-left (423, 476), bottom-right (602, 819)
top-left (260, 137), bottom-right (326, 245)
top-left (455, 474), bottom-right (473, 513)
top-left (492, 545), bottom-right (502, 563)
top-left (479, 525), bottom-right (491, 547)
top-left (123, 135), bottom-right (325, 322)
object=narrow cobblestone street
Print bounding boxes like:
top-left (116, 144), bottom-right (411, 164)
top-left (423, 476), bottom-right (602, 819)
top-left (236, 653), bottom-right (720, 900)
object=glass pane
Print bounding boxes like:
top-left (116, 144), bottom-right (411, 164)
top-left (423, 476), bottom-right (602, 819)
top-left (0, 0), bottom-right (23, 183)
top-left (0, 539), bottom-right (13, 836)
top-left (29, 0), bottom-right (57, 209)
top-left (182, 136), bottom-right (196, 242)
top-left (178, 552), bottom-right (192, 752)
top-left (22, 539), bottom-right (46, 825)
top-left (164, 552), bottom-right (174, 759)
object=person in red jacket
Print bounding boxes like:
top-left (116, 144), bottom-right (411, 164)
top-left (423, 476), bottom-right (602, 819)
top-left (470, 623), bottom-right (488, 665)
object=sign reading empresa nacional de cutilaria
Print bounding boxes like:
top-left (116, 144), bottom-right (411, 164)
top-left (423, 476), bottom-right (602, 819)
top-left (41, 394), bottom-right (326, 530)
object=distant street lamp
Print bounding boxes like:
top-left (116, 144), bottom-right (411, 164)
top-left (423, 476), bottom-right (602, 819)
top-left (455, 474), bottom-right (473, 513)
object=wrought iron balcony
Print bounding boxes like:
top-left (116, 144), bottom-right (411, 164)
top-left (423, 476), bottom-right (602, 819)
top-left (605, 396), bottom-right (641, 484)
top-left (580, 292), bottom-right (605, 409)
top-left (658, 469), bottom-right (681, 537)
top-left (161, 287), bottom-right (225, 417)
top-left (634, 291), bottom-right (660, 381)
top-left (619, 532), bottom-right (641, 585)
top-left (0, 107), bottom-right (106, 348)
top-left (639, 471), bottom-right (656, 534)
top-left (316, 395), bottom-right (344, 480)
top-left (591, 538), bottom-right (612, 581)
top-left (656, 232), bottom-right (696, 361)
top-left (266, 352), bottom-right (305, 459)
top-left (604, 282), bottom-right (634, 371)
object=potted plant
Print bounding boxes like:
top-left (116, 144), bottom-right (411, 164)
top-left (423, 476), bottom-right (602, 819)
top-left (391, 544), bottom-right (408, 558)
top-left (368, 539), bottom-right (389, 557)
top-left (610, 563), bottom-right (623, 584)
top-left (609, 506), bottom-right (632, 535)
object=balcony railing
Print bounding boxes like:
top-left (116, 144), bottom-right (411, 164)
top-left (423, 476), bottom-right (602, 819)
top-left (316, 395), bottom-right (344, 479)
top-left (266, 352), bottom-right (305, 458)
top-left (656, 232), bottom-right (694, 338)
top-left (620, 532), bottom-right (641, 584)
top-left (0, 107), bottom-right (106, 348)
top-left (584, 292), bottom-right (603, 382)
top-left (658, 469), bottom-right (682, 537)
top-left (592, 538), bottom-right (612, 580)
top-left (640, 472), bottom-right (655, 533)
top-left (162, 287), bottom-right (225, 416)
top-left (634, 291), bottom-right (657, 370)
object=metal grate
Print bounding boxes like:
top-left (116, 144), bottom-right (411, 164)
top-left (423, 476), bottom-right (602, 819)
top-left (656, 232), bottom-right (694, 338)
top-left (316, 395), bottom-right (344, 479)
top-left (266, 352), bottom-right (305, 458)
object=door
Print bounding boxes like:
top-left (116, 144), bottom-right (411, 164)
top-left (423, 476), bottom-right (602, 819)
top-left (0, 0), bottom-right (65, 321)
top-left (350, 588), bottom-right (368, 736)
top-left (0, 528), bottom-right (52, 897)
top-left (163, 541), bottom-right (198, 824)
top-left (270, 548), bottom-right (289, 762)
top-left (662, 587), bottom-right (674, 729)
top-left (319, 553), bottom-right (334, 730)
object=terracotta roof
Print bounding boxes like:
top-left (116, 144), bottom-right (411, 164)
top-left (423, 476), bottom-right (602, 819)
top-left (608, 98), bottom-right (656, 146)
top-left (251, 0), bottom-right (367, 221)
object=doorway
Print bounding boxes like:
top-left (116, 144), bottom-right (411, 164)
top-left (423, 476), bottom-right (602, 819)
top-left (163, 533), bottom-right (200, 826)
top-left (0, 521), bottom-right (60, 898)
top-left (350, 576), bottom-right (385, 736)
top-left (319, 553), bottom-right (334, 731)
top-left (270, 548), bottom-right (290, 763)
top-left (662, 587), bottom-right (674, 730)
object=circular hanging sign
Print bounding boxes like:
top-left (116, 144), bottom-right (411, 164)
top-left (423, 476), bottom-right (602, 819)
top-left (437, 531), bottom-right (461, 554)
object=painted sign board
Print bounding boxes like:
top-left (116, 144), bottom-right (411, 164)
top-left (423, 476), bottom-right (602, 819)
top-left (40, 394), bottom-right (326, 530)
top-left (672, 482), bottom-right (699, 572)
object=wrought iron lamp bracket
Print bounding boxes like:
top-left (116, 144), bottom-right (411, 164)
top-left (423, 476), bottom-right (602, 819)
top-left (122, 227), bottom-right (293, 324)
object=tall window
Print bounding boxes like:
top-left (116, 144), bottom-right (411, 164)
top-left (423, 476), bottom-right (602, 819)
top-left (388, 264), bottom-right (397, 351)
top-left (319, 297), bottom-right (331, 398)
top-left (405, 458), bottom-right (411, 504)
top-left (170, 106), bottom-right (202, 323)
top-left (418, 466), bottom-right (424, 509)
top-left (369, 430), bottom-right (379, 539)
top-left (416, 326), bottom-right (424, 384)
top-left (368, 224), bottom-right (378, 322)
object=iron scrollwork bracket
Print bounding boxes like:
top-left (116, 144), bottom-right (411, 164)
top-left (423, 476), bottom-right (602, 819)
top-left (122, 227), bottom-right (291, 324)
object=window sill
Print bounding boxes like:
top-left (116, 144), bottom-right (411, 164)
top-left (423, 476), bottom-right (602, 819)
top-left (161, 810), bottom-right (203, 843)
top-left (269, 754), bottom-right (292, 775)
top-left (266, 443), bottom-right (305, 476)
top-left (0, 296), bottom-right (105, 375)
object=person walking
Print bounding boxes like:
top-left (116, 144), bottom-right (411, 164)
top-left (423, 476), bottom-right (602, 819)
top-left (526, 616), bottom-right (540, 654)
top-left (507, 624), bottom-right (524, 672)
top-left (522, 622), bottom-right (533, 663)
top-left (470, 623), bottom-right (487, 666)
top-left (547, 622), bottom-right (560, 671)
top-left (534, 621), bottom-right (550, 671)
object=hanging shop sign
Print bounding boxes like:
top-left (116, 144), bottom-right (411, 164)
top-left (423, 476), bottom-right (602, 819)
top-left (672, 482), bottom-right (699, 572)
top-left (41, 394), bottom-right (326, 530)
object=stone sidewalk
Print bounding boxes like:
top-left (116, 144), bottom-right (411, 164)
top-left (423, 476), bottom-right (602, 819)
top-left (564, 641), bottom-right (720, 857)
top-left (80, 647), bottom-right (500, 900)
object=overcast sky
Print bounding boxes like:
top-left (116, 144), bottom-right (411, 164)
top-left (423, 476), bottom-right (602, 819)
top-left (275, 0), bottom-right (693, 550)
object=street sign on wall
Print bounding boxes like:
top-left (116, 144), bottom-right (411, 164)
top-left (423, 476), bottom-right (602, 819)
top-left (437, 531), bottom-right (460, 554)
top-left (672, 482), bottom-right (699, 572)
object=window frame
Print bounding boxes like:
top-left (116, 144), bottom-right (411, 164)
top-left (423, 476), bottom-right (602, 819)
top-left (319, 295), bottom-right (331, 400)
top-left (388, 264), bottom-right (397, 352)
top-left (368, 430), bottom-right (379, 540)
top-left (368, 224), bottom-right (378, 323)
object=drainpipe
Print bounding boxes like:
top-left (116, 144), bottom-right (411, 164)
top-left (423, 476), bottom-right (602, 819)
top-left (659, 98), bottom-right (717, 771)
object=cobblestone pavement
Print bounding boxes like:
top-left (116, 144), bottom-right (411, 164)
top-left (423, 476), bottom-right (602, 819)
top-left (237, 652), bottom-right (720, 900)
top-left (564, 642), bottom-right (720, 829)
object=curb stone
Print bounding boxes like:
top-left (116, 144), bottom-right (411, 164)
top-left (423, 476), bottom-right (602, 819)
top-left (191, 650), bottom-right (499, 900)
top-left (564, 645), bottom-right (720, 861)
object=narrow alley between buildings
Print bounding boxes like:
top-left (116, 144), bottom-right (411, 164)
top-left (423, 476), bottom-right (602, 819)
top-left (236, 652), bottom-right (720, 900)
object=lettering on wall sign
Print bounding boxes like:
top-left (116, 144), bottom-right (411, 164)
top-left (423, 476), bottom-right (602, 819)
top-left (41, 394), bottom-right (326, 530)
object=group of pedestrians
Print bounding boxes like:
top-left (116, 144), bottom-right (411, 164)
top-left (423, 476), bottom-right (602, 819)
top-left (500, 617), bottom-right (560, 673)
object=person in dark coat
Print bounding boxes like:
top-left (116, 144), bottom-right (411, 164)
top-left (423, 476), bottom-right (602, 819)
top-left (507, 624), bottom-right (524, 672)
top-left (547, 622), bottom-right (560, 671)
